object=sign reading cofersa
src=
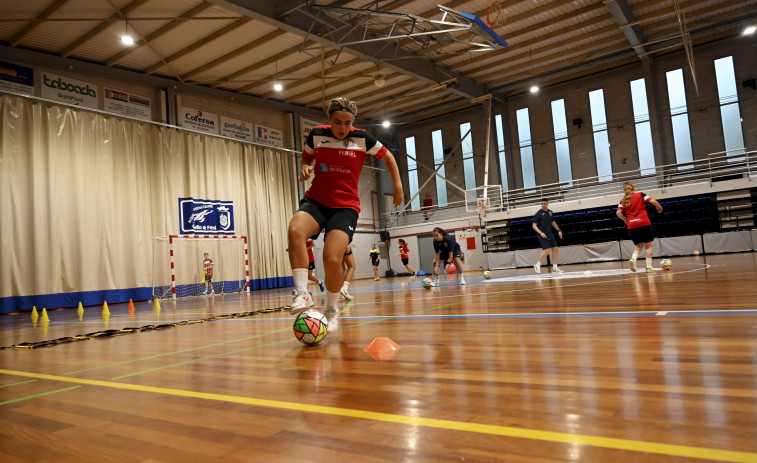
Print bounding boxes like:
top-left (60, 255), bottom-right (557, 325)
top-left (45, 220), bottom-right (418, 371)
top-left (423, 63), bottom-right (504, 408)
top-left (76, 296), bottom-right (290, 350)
top-left (179, 198), bottom-right (235, 235)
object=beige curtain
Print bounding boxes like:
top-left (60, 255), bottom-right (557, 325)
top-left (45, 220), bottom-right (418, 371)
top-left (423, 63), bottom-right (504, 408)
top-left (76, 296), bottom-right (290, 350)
top-left (0, 95), bottom-right (295, 313)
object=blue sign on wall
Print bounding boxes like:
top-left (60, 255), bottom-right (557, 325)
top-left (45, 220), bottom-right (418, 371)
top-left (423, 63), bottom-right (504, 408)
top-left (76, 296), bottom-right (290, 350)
top-left (179, 198), bottom-right (235, 235)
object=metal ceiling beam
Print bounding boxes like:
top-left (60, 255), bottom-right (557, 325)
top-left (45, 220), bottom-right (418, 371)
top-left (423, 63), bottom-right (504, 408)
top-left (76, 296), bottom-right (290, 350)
top-left (603, 0), bottom-right (648, 55)
top-left (9, 0), bottom-right (70, 47)
top-left (206, 0), bottom-right (488, 100)
top-left (60, 0), bottom-right (151, 58)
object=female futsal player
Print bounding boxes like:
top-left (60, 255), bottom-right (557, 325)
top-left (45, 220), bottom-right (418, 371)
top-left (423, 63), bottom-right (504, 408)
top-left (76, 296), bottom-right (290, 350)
top-left (397, 239), bottom-right (416, 277)
top-left (616, 182), bottom-right (663, 272)
top-left (306, 239), bottom-right (325, 293)
top-left (432, 227), bottom-right (466, 285)
top-left (340, 244), bottom-right (356, 301)
top-left (369, 243), bottom-right (381, 281)
top-left (287, 97), bottom-right (403, 331)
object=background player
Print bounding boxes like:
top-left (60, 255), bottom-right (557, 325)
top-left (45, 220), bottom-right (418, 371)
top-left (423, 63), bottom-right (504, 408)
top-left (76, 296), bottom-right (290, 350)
top-left (287, 97), bottom-right (403, 331)
top-left (369, 243), bottom-right (381, 281)
top-left (532, 199), bottom-right (564, 274)
top-left (397, 239), bottom-right (416, 278)
top-left (340, 244), bottom-right (355, 301)
top-left (306, 239), bottom-right (325, 293)
top-left (616, 182), bottom-right (663, 272)
top-left (432, 227), bottom-right (466, 286)
top-left (202, 253), bottom-right (214, 295)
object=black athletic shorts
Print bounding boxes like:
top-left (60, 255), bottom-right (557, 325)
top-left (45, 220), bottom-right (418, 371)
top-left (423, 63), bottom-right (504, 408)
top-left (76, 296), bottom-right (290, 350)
top-left (401, 258), bottom-right (409, 265)
top-left (204, 275), bottom-right (212, 282)
top-left (308, 262), bottom-right (316, 271)
top-left (628, 225), bottom-right (654, 245)
top-left (298, 198), bottom-right (359, 242)
top-left (537, 234), bottom-right (558, 250)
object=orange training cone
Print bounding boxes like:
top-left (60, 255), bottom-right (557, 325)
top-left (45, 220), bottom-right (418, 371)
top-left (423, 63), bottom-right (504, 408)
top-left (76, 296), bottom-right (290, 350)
top-left (363, 337), bottom-right (402, 361)
top-left (128, 299), bottom-right (136, 314)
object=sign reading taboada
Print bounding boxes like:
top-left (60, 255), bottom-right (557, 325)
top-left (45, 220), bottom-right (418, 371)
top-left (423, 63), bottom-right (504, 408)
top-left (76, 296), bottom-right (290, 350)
top-left (41, 71), bottom-right (98, 109)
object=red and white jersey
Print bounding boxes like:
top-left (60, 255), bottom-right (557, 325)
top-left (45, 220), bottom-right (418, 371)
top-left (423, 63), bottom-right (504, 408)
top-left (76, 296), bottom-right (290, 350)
top-left (618, 191), bottom-right (653, 229)
top-left (399, 243), bottom-right (409, 259)
top-left (302, 126), bottom-right (387, 212)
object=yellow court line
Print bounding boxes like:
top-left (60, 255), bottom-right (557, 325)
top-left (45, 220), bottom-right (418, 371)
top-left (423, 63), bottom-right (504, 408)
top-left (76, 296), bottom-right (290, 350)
top-left (1, 369), bottom-right (756, 462)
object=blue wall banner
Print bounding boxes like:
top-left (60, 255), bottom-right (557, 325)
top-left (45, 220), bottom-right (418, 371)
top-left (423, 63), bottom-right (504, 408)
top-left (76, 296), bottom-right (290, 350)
top-left (179, 198), bottom-right (235, 235)
top-left (0, 60), bottom-right (34, 95)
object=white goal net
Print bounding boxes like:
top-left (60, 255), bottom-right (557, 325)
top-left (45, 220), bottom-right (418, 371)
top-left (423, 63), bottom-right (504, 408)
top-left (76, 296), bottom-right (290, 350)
top-left (152, 235), bottom-right (249, 299)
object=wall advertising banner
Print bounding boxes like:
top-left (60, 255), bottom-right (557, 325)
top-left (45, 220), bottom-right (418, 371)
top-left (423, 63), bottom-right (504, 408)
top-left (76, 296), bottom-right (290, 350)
top-left (221, 116), bottom-right (253, 141)
top-left (41, 71), bottom-right (98, 109)
top-left (104, 88), bottom-right (151, 121)
top-left (254, 124), bottom-right (283, 147)
top-left (0, 61), bottom-right (34, 95)
top-left (179, 198), bottom-right (235, 235)
top-left (300, 116), bottom-right (323, 146)
top-left (180, 106), bottom-right (219, 134)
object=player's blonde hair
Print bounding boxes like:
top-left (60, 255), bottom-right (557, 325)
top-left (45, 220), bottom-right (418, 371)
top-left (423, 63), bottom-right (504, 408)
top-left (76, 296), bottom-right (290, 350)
top-left (622, 182), bottom-right (635, 207)
top-left (326, 97), bottom-right (358, 117)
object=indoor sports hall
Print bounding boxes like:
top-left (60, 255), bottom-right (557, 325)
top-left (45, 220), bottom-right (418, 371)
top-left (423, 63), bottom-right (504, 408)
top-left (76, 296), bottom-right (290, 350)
top-left (1, 1), bottom-right (756, 462)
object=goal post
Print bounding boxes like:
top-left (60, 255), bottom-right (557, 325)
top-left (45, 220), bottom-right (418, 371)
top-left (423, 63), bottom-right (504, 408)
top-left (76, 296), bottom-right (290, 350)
top-left (152, 235), bottom-right (249, 300)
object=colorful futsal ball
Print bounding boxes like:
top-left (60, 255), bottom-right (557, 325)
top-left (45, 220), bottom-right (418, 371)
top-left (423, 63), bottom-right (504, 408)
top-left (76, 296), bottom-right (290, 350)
top-left (422, 277), bottom-right (433, 289)
top-left (293, 309), bottom-right (328, 346)
top-left (660, 258), bottom-right (673, 270)
top-left (483, 270), bottom-right (492, 279)
top-left (445, 263), bottom-right (456, 274)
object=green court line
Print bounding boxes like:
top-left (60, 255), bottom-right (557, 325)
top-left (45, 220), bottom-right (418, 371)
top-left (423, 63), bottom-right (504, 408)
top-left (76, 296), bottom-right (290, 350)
top-left (0, 379), bottom-right (37, 388)
top-left (0, 385), bottom-right (82, 406)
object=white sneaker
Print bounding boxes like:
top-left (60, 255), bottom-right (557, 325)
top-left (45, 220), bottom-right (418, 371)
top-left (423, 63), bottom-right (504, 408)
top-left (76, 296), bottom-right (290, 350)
top-left (339, 288), bottom-right (354, 301)
top-left (201, 290), bottom-right (207, 295)
top-left (434, 276), bottom-right (440, 286)
top-left (534, 262), bottom-right (541, 274)
top-left (552, 267), bottom-right (563, 274)
top-left (289, 289), bottom-right (314, 315)
top-left (374, 277), bottom-right (380, 281)
top-left (324, 307), bottom-right (339, 332)
top-left (629, 258), bottom-right (637, 272)
top-left (460, 275), bottom-right (467, 285)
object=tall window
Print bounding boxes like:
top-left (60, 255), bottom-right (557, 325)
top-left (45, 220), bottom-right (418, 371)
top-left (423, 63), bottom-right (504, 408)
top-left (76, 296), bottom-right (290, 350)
top-left (494, 114), bottom-right (509, 189)
top-left (629, 78), bottom-right (657, 176)
top-left (714, 56), bottom-right (745, 160)
top-left (588, 89), bottom-right (613, 182)
top-left (550, 99), bottom-right (573, 186)
top-left (665, 69), bottom-right (694, 167)
top-left (404, 136), bottom-right (421, 211)
top-left (459, 122), bottom-right (477, 191)
top-left (431, 129), bottom-right (448, 206)
top-left (515, 108), bottom-right (535, 188)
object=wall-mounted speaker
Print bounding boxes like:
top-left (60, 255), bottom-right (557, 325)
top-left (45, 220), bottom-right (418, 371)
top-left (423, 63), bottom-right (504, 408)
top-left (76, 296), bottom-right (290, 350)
top-left (572, 118), bottom-right (583, 129)
top-left (743, 79), bottom-right (756, 90)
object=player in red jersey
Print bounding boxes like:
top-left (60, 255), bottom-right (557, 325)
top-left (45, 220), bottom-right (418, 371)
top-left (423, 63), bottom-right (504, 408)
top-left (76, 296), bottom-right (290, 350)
top-left (396, 239), bottom-right (416, 277)
top-left (616, 182), bottom-right (663, 272)
top-left (288, 97), bottom-right (403, 331)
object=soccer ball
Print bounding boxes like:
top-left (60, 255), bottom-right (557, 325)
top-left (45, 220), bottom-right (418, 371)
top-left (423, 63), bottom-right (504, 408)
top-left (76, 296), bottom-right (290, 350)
top-left (660, 258), bottom-right (673, 270)
top-left (483, 270), bottom-right (492, 279)
top-left (293, 310), bottom-right (328, 346)
top-left (422, 277), bottom-right (433, 289)
top-left (445, 263), bottom-right (456, 274)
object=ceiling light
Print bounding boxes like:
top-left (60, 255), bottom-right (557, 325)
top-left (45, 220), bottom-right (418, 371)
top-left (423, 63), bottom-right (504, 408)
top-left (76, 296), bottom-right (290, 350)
top-left (530, 85), bottom-right (539, 93)
top-left (374, 74), bottom-right (386, 88)
top-left (121, 34), bottom-right (135, 45)
top-left (273, 82), bottom-right (283, 92)
top-left (382, 120), bottom-right (391, 128)
top-left (744, 25), bottom-right (756, 35)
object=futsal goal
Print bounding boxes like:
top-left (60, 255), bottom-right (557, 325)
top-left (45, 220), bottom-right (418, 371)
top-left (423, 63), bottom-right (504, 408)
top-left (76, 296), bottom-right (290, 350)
top-left (151, 235), bottom-right (249, 300)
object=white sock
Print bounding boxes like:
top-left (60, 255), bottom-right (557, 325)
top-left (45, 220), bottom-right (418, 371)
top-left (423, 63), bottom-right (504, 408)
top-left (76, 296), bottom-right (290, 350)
top-left (553, 264), bottom-right (558, 269)
top-left (646, 258), bottom-right (652, 268)
top-left (326, 291), bottom-right (339, 307)
top-left (341, 281), bottom-right (350, 291)
top-left (631, 251), bottom-right (640, 260)
top-left (294, 268), bottom-right (309, 291)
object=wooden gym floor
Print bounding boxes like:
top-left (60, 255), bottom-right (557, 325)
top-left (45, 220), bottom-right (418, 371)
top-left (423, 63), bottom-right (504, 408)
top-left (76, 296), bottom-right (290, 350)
top-left (1, 252), bottom-right (756, 462)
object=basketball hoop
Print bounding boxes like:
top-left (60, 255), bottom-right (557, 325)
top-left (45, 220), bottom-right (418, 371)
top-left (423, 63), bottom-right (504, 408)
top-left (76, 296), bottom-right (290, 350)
top-left (486, 1), bottom-right (505, 28)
